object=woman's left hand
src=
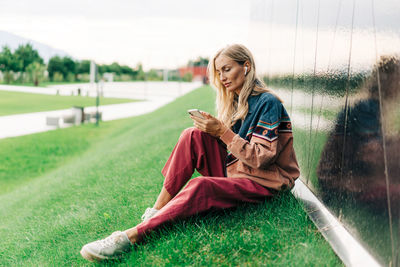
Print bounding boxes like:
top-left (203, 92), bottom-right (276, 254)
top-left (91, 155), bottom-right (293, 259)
top-left (190, 112), bottom-right (228, 137)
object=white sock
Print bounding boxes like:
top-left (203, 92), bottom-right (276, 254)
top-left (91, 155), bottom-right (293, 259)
top-left (122, 231), bottom-right (133, 245)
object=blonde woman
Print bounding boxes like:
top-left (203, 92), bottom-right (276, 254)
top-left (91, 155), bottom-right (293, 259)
top-left (80, 44), bottom-right (300, 262)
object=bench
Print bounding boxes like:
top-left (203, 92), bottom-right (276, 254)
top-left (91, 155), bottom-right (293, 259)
top-left (46, 116), bottom-right (60, 127)
top-left (46, 110), bottom-right (103, 127)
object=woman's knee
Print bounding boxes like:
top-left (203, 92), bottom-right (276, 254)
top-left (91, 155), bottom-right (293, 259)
top-left (187, 177), bottom-right (213, 191)
top-left (180, 127), bottom-right (206, 141)
top-left (181, 127), bottom-right (202, 135)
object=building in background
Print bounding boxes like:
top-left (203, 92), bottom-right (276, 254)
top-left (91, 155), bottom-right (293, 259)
top-left (178, 65), bottom-right (207, 83)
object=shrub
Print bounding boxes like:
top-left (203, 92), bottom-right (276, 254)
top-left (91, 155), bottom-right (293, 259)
top-left (183, 72), bottom-right (193, 82)
top-left (53, 72), bottom-right (64, 82)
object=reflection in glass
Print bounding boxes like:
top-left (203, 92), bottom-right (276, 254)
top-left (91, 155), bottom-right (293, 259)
top-left (318, 56), bottom-right (400, 208)
top-left (316, 56), bottom-right (400, 264)
top-left (249, 0), bottom-right (400, 265)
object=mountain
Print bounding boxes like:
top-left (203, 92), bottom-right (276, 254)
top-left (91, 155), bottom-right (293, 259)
top-left (0, 30), bottom-right (71, 62)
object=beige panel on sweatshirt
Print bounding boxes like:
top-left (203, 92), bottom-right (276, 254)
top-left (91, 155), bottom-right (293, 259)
top-left (220, 128), bottom-right (300, 191)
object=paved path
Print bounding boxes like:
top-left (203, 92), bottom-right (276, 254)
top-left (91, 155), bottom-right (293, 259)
top-left (0, 81), bottom-right (202, 139)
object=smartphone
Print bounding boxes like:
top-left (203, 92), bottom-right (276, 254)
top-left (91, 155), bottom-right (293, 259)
top-left (188, 109), bottom-right (205, 119)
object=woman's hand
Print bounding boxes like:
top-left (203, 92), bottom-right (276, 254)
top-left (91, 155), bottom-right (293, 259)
top-left (190, 112), bottom-right (228, 137)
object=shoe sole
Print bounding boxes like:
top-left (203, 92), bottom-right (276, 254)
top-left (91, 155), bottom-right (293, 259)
top-left (80, 247), bottom-right (105, 262)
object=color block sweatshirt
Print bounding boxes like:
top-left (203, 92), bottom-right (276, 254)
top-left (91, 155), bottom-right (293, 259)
top-left (219, 92), bottom-right (300, 191)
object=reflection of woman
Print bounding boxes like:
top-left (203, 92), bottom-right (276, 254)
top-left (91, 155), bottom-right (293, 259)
top-left (80, 44), bottom-right (300, 262)
top-left (317, 56), bottom-right (400, 206)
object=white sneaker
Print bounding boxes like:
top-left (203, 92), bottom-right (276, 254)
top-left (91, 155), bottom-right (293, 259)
top-left (141, 207), bottom-right (159, 221)
top-left (80, 231), bottom-right (132, 262)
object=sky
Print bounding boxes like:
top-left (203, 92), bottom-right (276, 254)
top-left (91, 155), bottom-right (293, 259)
top-left (0, 0), bottom-right (252, 69)
top-left (0, 0), bottom-right (399, 73)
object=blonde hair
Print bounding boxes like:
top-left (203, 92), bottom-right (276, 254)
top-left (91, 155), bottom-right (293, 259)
top-left (208, 44), bottom-right (281, 128)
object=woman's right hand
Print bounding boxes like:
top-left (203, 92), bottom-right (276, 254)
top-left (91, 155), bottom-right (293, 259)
top-left (190, 112), bottom-right (228, 137)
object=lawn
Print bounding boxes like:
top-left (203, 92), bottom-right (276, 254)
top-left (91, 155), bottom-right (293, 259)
top-left (0, 86), bottom-right (342, 266)
top-left (1, 81), bottom-right (84, 87)
top-left (0, 90), bottom-right (136, 116)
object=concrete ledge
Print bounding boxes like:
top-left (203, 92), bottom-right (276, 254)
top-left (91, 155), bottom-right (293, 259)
top-left (46, 116), bottom-right (60, 127)
top-left (291, 179), bottom-right (381, 267)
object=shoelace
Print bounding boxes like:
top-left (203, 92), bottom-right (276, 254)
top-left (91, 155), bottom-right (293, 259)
top-left (98, 232), bottom-right (123, 249)
top-left (141, 208), bottom-right (154, 220)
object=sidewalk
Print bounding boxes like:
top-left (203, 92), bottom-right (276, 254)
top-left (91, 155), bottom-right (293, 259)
top-left (0, 81), bottom-right (202, 139)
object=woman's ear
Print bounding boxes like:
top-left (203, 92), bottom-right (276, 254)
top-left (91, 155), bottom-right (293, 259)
top-left (244, 62), bottom-right (250, 75)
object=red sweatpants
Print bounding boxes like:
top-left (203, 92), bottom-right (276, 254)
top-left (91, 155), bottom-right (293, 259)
top-left (136, 128), bottom-right (273, 239)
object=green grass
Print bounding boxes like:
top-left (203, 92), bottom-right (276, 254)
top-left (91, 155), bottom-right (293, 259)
top-left (0, 123), bottom-right (119, 194)
top-left (0, 86), bottom-right (342, 266)
top-left (1, 81), bottom-right (85, 87)
top-left (0, 90), bottom-right (137, 116)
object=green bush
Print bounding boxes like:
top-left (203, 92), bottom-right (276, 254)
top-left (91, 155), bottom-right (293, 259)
top-left (183, 72), bottom-right (193, 82)
top-left (52, 72), bottom-right (64, 83)
top-left (114, 74), bottom-right (134, 82)
top-left (65, 72), bottom-right (75, 82)
top-left (2, 71), bottom-right (14, 84)
top-left (26, 62), bottom-right (46, 86)
top-left (146, 69), bottom-right (163, 81)
top-left (76, 73), bottom-right (90, 82)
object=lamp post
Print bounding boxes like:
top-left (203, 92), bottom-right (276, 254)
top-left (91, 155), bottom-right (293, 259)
top-left (90, 60), bottom-right (100, 126)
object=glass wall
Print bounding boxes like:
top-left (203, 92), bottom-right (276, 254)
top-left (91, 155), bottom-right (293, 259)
top-left (249, 0), bottom-right (400, 265)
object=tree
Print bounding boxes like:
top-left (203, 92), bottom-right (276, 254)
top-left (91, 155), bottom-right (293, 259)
top-left (47, 56), bottom-right (78, 81)
top-left (62, 56), bottom-right (76, 81)
top-left (136, 63), bottom-right (145, 80)
top-left (188, 57), bottom-right (209, 67)
top-left (97, 64), bottom-right (109, 75)
top-left (48, 56), bottom-right (65, 81)
top-left (108, 62), bottom-right (122, 74)
top-left (62, 57), bottom-right (76, 75)
top-left (14, 43), bottom-right (43, 72)
top-left (120, 65), bottom-right (134, 75)
top-left (0, 46), bottom-right (20, 83)
top-left (77, 60), bottom-right (91, 74)
top-left (26, 62), bottom-right (46, 86)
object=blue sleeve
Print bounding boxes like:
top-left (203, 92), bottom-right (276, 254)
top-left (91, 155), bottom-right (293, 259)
top-left (252, 95), bottom-right (291, 142)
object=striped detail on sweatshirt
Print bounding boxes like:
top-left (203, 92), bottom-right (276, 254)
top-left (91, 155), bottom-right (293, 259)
top-left (226, 152), bottom-right (238, 167)
top-left (250, 118), bottom-right (292, 142)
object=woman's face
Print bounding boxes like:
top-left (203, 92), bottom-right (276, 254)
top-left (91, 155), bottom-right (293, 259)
top-left (215, 55), bottom-right (246, 94)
